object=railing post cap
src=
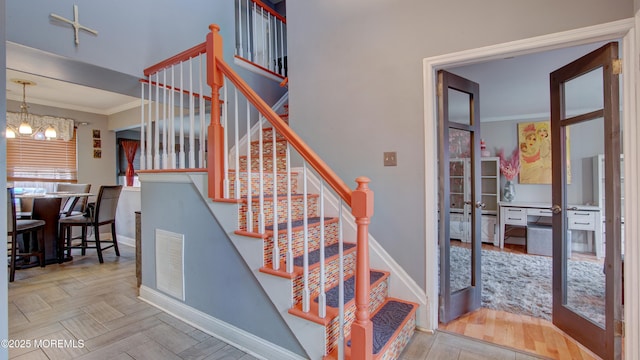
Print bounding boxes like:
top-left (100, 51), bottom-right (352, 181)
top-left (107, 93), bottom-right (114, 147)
top-left (209, 24), bottom-right (220, 32)
top-left (355, 176), bottom-right (371, 186)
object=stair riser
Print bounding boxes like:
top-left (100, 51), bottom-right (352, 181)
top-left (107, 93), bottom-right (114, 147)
top-left (250, 139), bottom-right (287, 157)
top-left (376, 314), bottom-right (416, 360)
top-left (228, 172), bottom-right (298, 198)
top-left (262, 128), bottom-right (286, 142)
top-left (239, 196), bottom-right (319, 232)
top-left (292, 250), bottom-right (356, 306)
top-left (239, 155), bottom-right (287, 172)
top-left (264, 221), bottom-right (339, 267)
top-left (325, 279), bottom-right (389, 355)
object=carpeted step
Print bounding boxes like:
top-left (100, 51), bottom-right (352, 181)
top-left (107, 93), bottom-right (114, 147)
top-left (239, 154), bottom-right (286, 172)
top-left (263, 217), bottom-right (339, 268)
top-left (250, 138), bottom-right (288, 157)
top-left (228, 170), bottom-right (298, 198)
top-left (239, 193), bottom-right (319, 232)
top-left (335, 299), bottom-right (418, 360)
top-left (319, 271), bottom-right (386, 308)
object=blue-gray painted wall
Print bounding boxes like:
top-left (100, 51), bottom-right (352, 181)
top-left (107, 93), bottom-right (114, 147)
top-left (141, 181), bottom-right (305, 356)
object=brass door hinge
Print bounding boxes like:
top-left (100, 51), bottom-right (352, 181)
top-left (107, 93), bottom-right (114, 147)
top-left (615, 319), bottom-right (624, 336)
top-left (612, 59), bottom-right (622, 75)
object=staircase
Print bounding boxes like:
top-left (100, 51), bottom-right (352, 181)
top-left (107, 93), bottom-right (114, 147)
top-left (228, 125), bottom-right (418, 359)
top-left (140, 24), bottom-right (420, 360)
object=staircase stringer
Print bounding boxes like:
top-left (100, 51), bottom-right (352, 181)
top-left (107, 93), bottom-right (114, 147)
top-left (189, 173), bottom-right (327, 359)
top-left (297, 168), bottom-right (429, 329)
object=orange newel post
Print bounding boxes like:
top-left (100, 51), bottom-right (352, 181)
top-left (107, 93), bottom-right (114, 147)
top-left (351, 177), bottom-right (374, 360)
top-left (207, 24), bottom-right (225, 199)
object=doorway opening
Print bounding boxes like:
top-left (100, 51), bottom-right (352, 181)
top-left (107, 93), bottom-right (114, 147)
top-left (424, 19), bottom-right (634, 359)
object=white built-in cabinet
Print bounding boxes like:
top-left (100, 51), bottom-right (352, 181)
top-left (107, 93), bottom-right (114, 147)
top-left (592, 154), bottom-right (625, 252)
top-left (449, 157), bottom-right (500, 245)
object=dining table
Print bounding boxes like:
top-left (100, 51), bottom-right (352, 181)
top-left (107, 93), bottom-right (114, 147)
top-left (16, 191), bottom-right (94, 263)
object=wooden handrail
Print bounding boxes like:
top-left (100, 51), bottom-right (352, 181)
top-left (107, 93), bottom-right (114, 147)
top-left (215, 58), bottom-right (352, 206)
top-left (250, 0), bottom-right (286, 23)
top-left (139, 79), bottom-right (213, 102)
top-left (144, 42), bottom-right (207, 76)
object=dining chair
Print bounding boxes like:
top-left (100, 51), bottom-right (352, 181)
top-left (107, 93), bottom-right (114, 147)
top-left (58, 185), bottom-right (123, 263)
top-left (56, 183), bottom-right (92, 216)
top-left (7, 188), bottom-right (46, 282)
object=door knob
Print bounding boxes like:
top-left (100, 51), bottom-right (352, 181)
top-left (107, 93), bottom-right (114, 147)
top-left (475, 201), bottom-right (486, 209)
top-left (551, 205), bottom-right (562, 214)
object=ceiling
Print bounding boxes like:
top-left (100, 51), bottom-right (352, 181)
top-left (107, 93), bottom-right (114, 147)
top-left (6, 68), bottom-right (140, 116)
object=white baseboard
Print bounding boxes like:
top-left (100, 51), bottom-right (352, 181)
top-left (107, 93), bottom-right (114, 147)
top-left (138, 285), bottom-right (306, 360)
top-left (117, 234), bottom-right (135, 248)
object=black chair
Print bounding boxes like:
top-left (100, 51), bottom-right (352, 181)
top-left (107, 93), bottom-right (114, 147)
top-left (58, 185), bottom-right (123, 263)
top-left (7, 188), bottom-right (46, 282)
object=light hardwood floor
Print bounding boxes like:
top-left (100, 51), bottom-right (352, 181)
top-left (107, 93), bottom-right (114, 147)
top-left (7, 243), bottom-right (583, 360)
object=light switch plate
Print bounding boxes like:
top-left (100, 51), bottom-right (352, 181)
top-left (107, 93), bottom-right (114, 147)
top-left (384, 152), bottom-right (397, 166)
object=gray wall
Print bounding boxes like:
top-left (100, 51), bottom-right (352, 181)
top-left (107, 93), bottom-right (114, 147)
top-left (1, 0), bottom-right (8, 357)
top-left (286, 0), bottom-right (633, 289)
top-left (141, 182), bottom-right (305, 356)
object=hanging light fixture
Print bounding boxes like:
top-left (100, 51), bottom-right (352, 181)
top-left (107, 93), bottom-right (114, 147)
top-left (15, 80), bottom-right (35, 134)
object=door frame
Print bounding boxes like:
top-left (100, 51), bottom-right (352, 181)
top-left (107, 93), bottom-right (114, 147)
top-left (422, 16), bottom-right (636, 344)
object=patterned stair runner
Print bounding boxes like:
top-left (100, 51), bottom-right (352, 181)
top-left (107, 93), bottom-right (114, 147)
top-left (348, 300), bottom-right (416, 354)
top-left (293, 242), bottom-right (356, 267)
top-left (316, 271), bottom-right (385, 308)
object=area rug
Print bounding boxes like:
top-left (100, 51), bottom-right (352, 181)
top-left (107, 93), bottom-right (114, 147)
top-left (449, 246), bottom-right (605, 324)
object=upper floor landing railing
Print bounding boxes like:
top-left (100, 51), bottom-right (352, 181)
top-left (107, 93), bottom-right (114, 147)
top-left (235, 0), bottom-right (287, 79)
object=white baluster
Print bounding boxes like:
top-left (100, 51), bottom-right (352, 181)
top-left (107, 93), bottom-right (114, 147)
top-left (147, 77), bottom-right (153, 169)
top-left (189, 59), bottom-right (196, 168)
top-left (223, 77), bottom-right (229, 198)
top-left (199, 54), bottom-right (206, 168)
top-left (302, 163), bottom-right (310, 313)
top-left (252, 2), bottom-right (257, 63)
top-left (237, 0), bottom-right (243, 57)
top-left (261, 7), bottom-right (266, 68)
top-left (234, 88), bottom-right (240, 199)
top-left (338, 200), bottom-right (345, 360)
top-left (154, 73), bottom-right (160, 169)
top-left (273, 15), bottom-right (279, 75)
top-left (140, 82), bottom-right (146, 170)
top-left (286, 143), bottom-right (293, 274)
top-left (179, 61), bottom-right (185, 169)
top-left (169, 65), bottom-right (176, 169)
top-left (318, 181), bottom-right (326, 319)
top-left (246, 101), bottom-right (253, 232)
top-left (279, 21), bottom-right (285, 76)
top-left (267, 13), bottom-right (272, 71)
top-left (258, 115), bottom-right (265, 234)
top-left (272, 127), bottom-right (279, 270)
top-left (162, 70), bottom-right (168, 169)
top-left (246, 0), bottom-right (252, 61)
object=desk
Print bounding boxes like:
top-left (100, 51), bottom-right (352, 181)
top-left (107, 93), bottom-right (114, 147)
top-left (498, 201), bottom-right (602, 258)
top-left (16, 192), bottom-right (93, 263)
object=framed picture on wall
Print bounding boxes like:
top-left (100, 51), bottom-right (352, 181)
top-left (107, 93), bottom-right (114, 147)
top-left (518, 121), bottom-right (571, 184)
top-left (93, 129), bottom-right (101, 139)
top-left (93, 149), bottom-right (102, 159)
top-left (93, 139), bottom-right (101, 148)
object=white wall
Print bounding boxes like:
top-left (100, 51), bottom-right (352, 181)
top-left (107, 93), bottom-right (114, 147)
top-left (286, 0), bottom-right (634, 289)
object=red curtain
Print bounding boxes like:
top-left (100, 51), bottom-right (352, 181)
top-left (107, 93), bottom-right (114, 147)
top-left (121, 140), bottom-right (139, 186)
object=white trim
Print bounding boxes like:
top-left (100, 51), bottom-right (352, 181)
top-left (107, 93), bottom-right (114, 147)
top-left (234, 56), bottom-right (285, 83)
top-left (116, 234), bottom-right (135, 248)
top-left (423, 18), bottom-right (635, 332)
top-left (137, 172), bottom-right (195, 184)
top-left (139, 285), bottom-right (306, 360)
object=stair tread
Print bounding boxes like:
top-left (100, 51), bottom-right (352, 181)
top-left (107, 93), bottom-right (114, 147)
top-left (314, 270), bottom-right (386, 308)
top-left (293, 243), bottom-right (356, 267)
top-left (347, 299), bottom-right (418, 354)
top-left (266, 216), bottom-right (334, 231)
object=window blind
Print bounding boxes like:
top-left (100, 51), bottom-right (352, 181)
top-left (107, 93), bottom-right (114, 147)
top-left (7, 130), bottom-right (77, 182)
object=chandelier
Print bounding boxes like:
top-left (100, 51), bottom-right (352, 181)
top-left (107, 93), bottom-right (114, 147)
top-left (6, 79), bottom-right (57, 140)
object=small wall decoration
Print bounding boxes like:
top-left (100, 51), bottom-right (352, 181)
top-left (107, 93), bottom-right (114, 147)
top-left (93, 149), bottom-right (102, 159)
top-left (93, 139), bottom-right (101, 148)
top-left (92, 129), bottom-right (101, 139)
top-left (92, 129), bottom-right (102, 159)
top-left (518, 121), bottom-right (571, 184)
